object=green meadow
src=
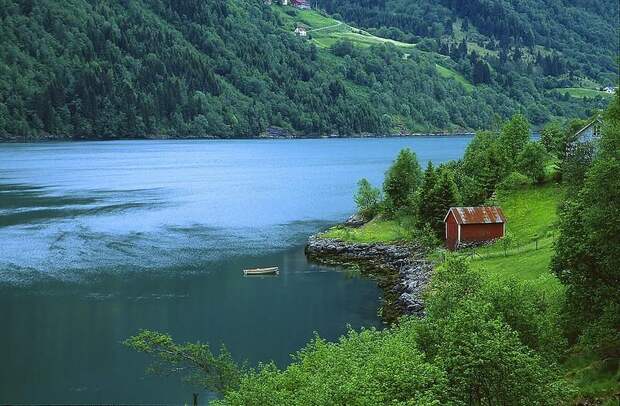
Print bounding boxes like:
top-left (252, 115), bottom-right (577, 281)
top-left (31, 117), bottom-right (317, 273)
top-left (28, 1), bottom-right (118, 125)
top-left (553, 87), bottom-right (613, 99)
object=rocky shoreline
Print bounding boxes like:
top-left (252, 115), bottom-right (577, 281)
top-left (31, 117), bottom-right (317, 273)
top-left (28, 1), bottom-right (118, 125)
top-left (305, 234), bottom-right (433, 323)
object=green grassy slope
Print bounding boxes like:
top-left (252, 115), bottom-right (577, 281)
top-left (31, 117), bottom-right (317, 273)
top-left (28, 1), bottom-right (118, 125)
top-left (435, 64), bottom-right (474, 92)
top-left (467, 183), bottom-right (563, 287)
top-left (320, 183), bottom-right (564, 290)
top-left (274, 7), bottom-right (416, 50)
top-left (321, 217), bottom-right (411, 243)
top-left (552, 87), bottom-right (614, 99)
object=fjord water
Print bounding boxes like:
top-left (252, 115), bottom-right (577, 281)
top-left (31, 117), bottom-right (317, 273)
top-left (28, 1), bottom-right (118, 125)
top-left (0, 137), bottom-right (470, 403)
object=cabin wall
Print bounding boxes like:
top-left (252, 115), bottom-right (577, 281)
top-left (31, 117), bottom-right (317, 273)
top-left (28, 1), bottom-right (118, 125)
top-left (445, 213), bottom-right (459, 250)
top-left (460, 223), bottom-right (504, 241)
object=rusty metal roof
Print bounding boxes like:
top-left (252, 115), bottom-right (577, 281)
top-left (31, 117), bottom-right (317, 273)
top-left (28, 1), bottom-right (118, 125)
top-left (445, 206), bottom-right (506, 225)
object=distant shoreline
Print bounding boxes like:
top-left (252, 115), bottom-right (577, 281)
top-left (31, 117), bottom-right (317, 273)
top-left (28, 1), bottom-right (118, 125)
top-left (0, 132), bottom-right (476, 143)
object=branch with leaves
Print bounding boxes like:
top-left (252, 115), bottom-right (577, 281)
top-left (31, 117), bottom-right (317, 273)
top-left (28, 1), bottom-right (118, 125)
top-left (124, 330), bottom-right (244, 395)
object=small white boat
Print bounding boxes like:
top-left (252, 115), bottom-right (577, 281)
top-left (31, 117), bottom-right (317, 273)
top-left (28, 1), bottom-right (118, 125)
top-left (243, 266), bottom-right (279, 276)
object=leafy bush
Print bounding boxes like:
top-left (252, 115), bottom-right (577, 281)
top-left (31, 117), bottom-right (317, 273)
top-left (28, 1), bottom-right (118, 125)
top-left (461, 130), bottom-right (509, 203)
top-left (216, 328), bottom-right (449, 405)
top-left (383, 148), bottom-right (422, 214)
top-left (517, 141), bottom-right (547, 183)
top-left (330, 40), bottom-right (355, 57)
top-left (127, 256), bottom-right (575, 405)
top-left (353, 178), bottom-right (382, 219)
top-left (577, 304), bottom-right (620, 360)
top-left (410, 223), bottom-right (441, 250)
top-left (418, 257), bottom-right (573, 404)
top-left (499, 114), bottom-right (531, 164)
top-left (416, 38), bottom-right (437, 52)
top-left (498, 171), bottom-right (532, 190)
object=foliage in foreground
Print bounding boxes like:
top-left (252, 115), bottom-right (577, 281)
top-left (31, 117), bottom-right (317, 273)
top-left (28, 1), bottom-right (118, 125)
top-left (127, 258), bottom-right (573, 405)
top-left (123, 331), bottom-right (242, 394)
top-left (552, 93), bottom-right (620, 363)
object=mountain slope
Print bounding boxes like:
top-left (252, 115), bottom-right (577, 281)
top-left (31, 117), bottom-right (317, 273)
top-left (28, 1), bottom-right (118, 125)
top-left (316, 0), bottom-right (619, 88)
top-left (0, 0), bottom-right (610, 139)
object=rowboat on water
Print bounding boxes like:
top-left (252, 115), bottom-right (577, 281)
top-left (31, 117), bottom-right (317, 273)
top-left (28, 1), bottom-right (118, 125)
top-left (243, 266), bottom-right (279, 276)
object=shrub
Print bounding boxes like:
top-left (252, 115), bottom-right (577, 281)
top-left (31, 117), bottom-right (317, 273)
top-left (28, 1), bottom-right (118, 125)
top-left (577, 304), bottom-right (620, 360)
top-left (216, 327), bottom-right (449, 405)
top-left (419, 257), bottom-right (573, 403)
top-left (411, 223), bottom-right (441, 251)
top-left (516, 141), bottom-right (547, 183)
top-left (129, 259), bottom-right (575, 405)
top-left (383, 148), bottom-right (422, 214)
top-left (461, 131), bottom-right (509, 203)
top-left (498, 171), bottom-right (532, 191)
top-left (353, 178), bottom-right (382, 219)
top-left (418, 300), bottom-right (571, 405)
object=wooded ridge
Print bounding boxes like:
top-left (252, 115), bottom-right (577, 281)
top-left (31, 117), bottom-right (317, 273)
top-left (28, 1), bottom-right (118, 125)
top-left (0, 0), bottom-right (615, 140)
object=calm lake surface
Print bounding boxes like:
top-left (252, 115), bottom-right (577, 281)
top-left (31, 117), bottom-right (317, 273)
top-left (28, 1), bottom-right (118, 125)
top-left (0, 137), bottom-right (471, 404)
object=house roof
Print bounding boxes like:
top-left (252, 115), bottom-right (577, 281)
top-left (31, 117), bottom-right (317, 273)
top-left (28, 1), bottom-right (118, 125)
top-left (444, 206), bottom-right (506, 225)
top-left (574, 116), bottom-right (602, 139)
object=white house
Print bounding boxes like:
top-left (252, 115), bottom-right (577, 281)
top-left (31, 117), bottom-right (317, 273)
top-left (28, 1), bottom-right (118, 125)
top-left (603, 86), bottom-right (617, 94)
top-left (294, 26), bottom-right (307, 36)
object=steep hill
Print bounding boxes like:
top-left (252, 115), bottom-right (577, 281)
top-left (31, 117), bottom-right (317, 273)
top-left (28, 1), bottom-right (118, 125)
top-left (0, 0), bottom-right (611, 139)
top-left (317, 0), bottom-right (619, 91)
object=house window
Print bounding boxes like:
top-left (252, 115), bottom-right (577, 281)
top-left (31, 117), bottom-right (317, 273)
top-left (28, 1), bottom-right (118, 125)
top-left (593, 124), bottom-right (601, 139)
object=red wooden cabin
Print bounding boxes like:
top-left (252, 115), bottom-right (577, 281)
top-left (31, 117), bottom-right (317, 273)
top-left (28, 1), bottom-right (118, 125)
top-left (444, 207), bottom-right (506, 250)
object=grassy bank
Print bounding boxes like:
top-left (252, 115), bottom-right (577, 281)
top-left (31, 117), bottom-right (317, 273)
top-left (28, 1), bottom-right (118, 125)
top-left (320, 183), bottom-right (564, 288)
top-left (466, 183), bottom-right (563, 288)
top-left (321, 217), bottom-right (411, 243)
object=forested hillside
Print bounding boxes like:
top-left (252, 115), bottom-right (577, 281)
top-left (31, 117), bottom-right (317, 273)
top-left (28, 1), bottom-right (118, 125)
top-left (317, 0), bottom-right (619, 89)
top-left (0, 0), bottom-right (614, 139)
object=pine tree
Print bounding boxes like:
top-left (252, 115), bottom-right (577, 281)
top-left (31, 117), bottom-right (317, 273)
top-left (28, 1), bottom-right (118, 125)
top-left (417, 161), bottom-right (437, 223)
top-left (383, 148), bottom-right (422, 213)
top-left (499, 114), bottom-right (531, 166)
top-left (427, 168), bottom-right (461, 236)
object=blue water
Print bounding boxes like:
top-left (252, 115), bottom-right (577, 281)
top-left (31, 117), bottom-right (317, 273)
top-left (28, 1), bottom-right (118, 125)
top-left (0, 137), bottom-right (471, 404)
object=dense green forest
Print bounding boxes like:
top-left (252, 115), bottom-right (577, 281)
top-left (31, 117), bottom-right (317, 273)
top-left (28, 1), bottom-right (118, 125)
top-left (317, 0), bottom-right (619, 85)
top-left (0, 0), bottom-right (614, 139)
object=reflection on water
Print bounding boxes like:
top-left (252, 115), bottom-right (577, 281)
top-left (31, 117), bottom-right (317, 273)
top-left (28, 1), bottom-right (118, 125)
top-left (0, 138), bottom-right (470, 403)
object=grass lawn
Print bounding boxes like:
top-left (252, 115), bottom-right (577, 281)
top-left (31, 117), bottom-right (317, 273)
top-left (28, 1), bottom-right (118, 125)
top-left (552, 87), bottom-right (613, 99)
top-left (321, 217), bottom-right (411, 243)
top-left (296, 9), bottom-right (339, 29)
top-left (467, 183), bottom-right (564, 289)
top-left (564, 352), bottom-right (620, 404)
top-left (435, 64), bottom-right (473, 92)
top-left (312, 28), bottom-right (416, 50)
